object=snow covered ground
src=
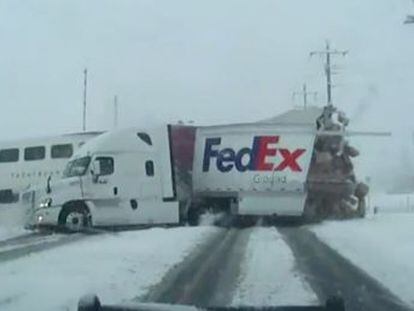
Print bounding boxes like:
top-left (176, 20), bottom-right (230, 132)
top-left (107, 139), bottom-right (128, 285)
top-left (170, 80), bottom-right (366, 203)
top-left (232, 227), bottom-right (318, 306)
top-left (0, 203), bottom-right (30, 241)
top-left (198, 211), bottom-right (225, 226)
top-left (0, 226), bottom-right (30, 241)
top-left (0, 233), bottom-right (65, 253)
top-left (0, 226), bottom-right (217, 311)
top-left (370, 192), bottom-right (414, 213)
top-left (310, 213), bottom-right (414, 307)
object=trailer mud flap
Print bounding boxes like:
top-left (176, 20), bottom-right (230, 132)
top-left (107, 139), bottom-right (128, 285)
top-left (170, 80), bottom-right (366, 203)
top-left (237, 192), bottom-right (306, 217)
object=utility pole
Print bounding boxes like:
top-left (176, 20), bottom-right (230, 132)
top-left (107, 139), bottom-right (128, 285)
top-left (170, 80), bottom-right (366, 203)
top-left (310, 41), bottom-right (347, 107)
top-left (82, 68), bottom-right (88, 132)
top-left (113, 95), bottom-right (118, 128)
top-left (293, 83), bottom-right (317, 109)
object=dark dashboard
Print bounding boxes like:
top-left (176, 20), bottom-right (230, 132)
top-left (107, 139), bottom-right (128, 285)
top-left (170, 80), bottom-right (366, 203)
top-left (78, 295), bottom-right (345, 311)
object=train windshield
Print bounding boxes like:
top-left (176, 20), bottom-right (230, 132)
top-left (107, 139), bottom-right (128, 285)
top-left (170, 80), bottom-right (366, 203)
top-left (62, 156), bottom-right (91, 178)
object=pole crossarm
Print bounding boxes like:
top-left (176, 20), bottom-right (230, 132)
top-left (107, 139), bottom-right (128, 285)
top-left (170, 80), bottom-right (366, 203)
top-left (310, 41), bottom-right (347, 107)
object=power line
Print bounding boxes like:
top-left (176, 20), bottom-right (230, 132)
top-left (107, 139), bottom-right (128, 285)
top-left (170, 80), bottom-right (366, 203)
top-left (293, 83), bottom-right (317, 109)
top-left (113, 95), bottom-right (118, 128)
top-left (82, 68), bottom-right (88, 132)
top-left (310, 41), bottom-right (347, 107)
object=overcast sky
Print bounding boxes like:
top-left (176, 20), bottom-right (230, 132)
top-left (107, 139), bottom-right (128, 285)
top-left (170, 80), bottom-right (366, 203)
top-left (1, 0), bottom-right (414, 189)
top-left (0, 0), bottom-right (413, 141)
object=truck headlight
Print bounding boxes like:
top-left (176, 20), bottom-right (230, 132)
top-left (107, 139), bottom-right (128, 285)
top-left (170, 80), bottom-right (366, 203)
top-left (39, 198), bottom-right (53, 208)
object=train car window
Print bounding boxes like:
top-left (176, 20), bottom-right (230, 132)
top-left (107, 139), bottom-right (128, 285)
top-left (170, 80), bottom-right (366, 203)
top-left (0, 148), bottom-right (19, 162)
top-left (137, 132), bottom-right (152, 146)
top-left (24, 146), bottom-right (45, 161)
top-left (51, 144), bottom-right (73, 159)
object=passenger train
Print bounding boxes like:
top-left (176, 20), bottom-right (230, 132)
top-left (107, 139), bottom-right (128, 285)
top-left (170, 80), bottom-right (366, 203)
top-left (0, 131), bottom-right (103, 204)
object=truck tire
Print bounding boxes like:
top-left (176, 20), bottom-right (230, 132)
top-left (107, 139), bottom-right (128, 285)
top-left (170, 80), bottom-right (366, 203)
top-left (59, 204), bottom-right (91, 232)
top-left (326, 296), bottom-right (345, 311)
top-left (303, 200), bottom-right (319, 223)
top-left (187, 208), bottom-right (199, 226)
top-left (234, 215), bottom-right (257, 228)
top-left (78, 294), bottom-right (101, 311)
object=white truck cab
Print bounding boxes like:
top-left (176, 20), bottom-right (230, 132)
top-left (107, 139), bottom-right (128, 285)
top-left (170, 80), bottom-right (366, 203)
top-left (25, 126), bottom-right (182, 230)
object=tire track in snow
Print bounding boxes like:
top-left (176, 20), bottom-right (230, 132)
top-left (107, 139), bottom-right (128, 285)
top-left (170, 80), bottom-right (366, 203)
top-left (232, 227), bottom-right (318, 306)
top-left (278, 226), bottom-right (412, 311)
top-left (0, 233), bottom-right (88, 263)
top-left (141, 228), bottom-right (251, 307)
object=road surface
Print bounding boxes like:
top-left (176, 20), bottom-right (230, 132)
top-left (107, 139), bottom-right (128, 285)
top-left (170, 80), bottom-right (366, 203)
top-left (0, 231), bottom-right (90, 263)
top-left (141, 225), bottom-right (412, 310)
top-left (141, 228), bottom-right (251, 306)
top-left (0, 224), bottom-right (412, 310)
top-left (279, 227), bottom-right (411, 311)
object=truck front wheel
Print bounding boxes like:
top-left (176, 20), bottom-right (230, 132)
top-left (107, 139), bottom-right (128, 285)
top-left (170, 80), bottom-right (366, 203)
top-left (59, 204), bottom-right (91, 232)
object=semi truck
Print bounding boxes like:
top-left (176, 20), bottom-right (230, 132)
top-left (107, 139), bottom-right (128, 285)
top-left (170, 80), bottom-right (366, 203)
top-left (24, 106), bottom-right (378, 230)
top-left (23, 118), bottom-right (318, 230)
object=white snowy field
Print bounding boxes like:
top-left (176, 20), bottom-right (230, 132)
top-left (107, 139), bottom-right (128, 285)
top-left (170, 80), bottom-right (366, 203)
top-left (310, 213), bottom-right (414, 307)
top-left (0, 204), bottom-right (30, 241)
top-left (232, 227), bottom-right (318, 306)
top-left (198, 211), bottom-right (225, 226)
top-left (370, 192), bottom-right (414, 213)
top-left (0, 226), bottom-right (29, 241)
top-left (0, 233), bottom-right (65, 253)
top-left (0, 226), bottom-right (218, 311)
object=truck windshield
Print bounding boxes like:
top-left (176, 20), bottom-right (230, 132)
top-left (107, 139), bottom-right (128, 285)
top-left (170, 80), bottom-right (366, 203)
top-left (62, 156), bottom-right (91, 178)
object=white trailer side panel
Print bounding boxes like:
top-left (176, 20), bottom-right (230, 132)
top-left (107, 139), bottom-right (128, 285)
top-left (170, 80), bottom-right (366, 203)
top-left (193, 123), bottom-right (316, 216)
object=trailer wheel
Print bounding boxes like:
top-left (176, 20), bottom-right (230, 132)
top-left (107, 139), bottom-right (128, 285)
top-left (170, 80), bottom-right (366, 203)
top-left (59, 203), bottom-right (91, 232)
top-left (187, 208), bottom-right (199, 226)
top-left (303, 200), bottom-right (318, 223)
top-left (234, 215), bottom-right (257, 228)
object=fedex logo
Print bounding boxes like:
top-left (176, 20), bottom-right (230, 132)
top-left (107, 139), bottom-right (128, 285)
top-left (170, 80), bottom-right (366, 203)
top-left (202, 136), bottom-right (306, 173)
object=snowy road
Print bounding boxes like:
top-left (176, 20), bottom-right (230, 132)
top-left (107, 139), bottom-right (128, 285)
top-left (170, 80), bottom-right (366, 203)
top-left (0, 227), bottom-right (216, 311)
top-left (310, 213), bottom-right (414, 309)
top-left (144, 224), bottom-right (412, 310)
top-left (142, 228), bottom-right (247, 306)
top-left (279, 226), bottom-right (411, 311)
top-left (0, 232), bottom-right (87, 263)
top-left (143, 226), bottom-right (317, 307)
top-left (0, 221), bottom-right (413, 310)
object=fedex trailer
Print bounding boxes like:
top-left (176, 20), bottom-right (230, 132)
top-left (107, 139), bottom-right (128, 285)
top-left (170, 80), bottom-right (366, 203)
top-left (191, 123), bottom-right (315, 220)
